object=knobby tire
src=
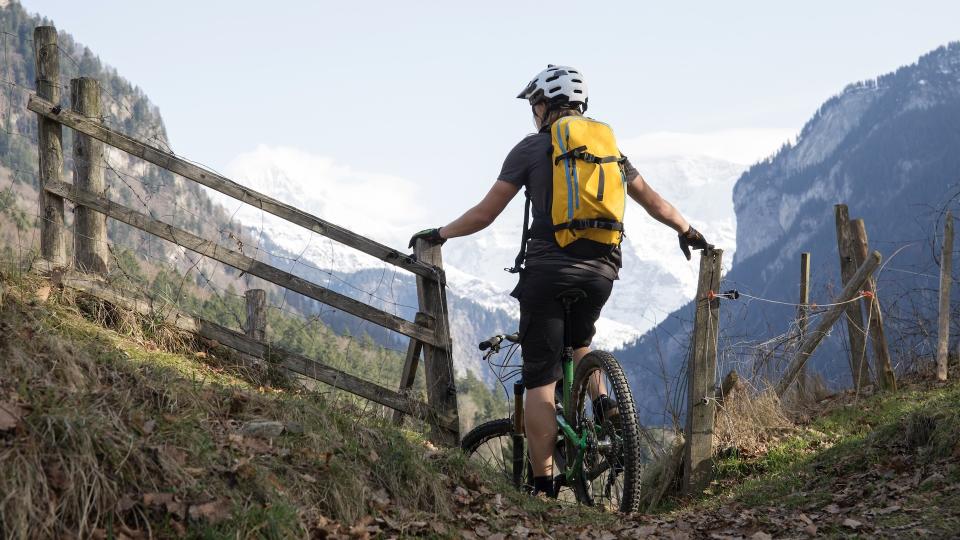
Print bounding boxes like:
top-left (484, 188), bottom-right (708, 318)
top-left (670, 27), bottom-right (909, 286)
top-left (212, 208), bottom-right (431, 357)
top-left (571, 350), bottom-right (642, 513)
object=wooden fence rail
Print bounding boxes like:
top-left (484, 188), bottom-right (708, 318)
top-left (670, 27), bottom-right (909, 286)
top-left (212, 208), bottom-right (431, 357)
top-left (775, 250), bottom-right (882, 396)
top-left (28, 26), bottom-right (459, 445)
top-left (850, 219), bottom-right (896, 391)
top-left (27, 94), bottom-right (440, 282)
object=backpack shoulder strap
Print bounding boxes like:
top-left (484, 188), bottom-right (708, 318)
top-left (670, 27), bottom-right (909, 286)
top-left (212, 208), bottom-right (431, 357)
top-left (506, 190), bottom-right (531, 274)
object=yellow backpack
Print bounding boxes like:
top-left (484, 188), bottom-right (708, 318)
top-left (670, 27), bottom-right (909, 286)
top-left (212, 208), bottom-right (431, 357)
top-left (508, 116), bottom-right (627, 273)
top-left (549, 116), bottom-right (627, 247)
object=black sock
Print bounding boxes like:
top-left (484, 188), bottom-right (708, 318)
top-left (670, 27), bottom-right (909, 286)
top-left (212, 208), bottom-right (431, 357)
top-left (532, 475), bottom-right (555, 497)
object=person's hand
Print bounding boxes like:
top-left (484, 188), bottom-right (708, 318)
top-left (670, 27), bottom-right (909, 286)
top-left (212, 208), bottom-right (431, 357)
top-left (408, 227), bottom-right (446, 249)
top-left (678, 225), bottom-right (713, 260)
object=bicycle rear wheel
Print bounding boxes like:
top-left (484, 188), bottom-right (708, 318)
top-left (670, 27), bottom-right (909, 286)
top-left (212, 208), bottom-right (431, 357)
top-left (571, 350), bottom-right (642, 513)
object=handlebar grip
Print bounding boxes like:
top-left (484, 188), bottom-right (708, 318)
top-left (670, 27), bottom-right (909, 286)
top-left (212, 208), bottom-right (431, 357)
top-left (479, 335), bottom-right (504, 351)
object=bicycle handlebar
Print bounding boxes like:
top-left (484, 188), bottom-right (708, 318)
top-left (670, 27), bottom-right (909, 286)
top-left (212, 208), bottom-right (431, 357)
top-left (478, 332), bottom-right (520, 351)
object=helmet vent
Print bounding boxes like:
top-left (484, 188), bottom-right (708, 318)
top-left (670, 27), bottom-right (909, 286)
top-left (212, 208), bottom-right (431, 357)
top-left (516, 65), bottom-right (587, 109)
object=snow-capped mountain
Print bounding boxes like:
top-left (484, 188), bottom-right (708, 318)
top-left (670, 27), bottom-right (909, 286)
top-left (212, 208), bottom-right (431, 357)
top-left (214, 145), bottom-right (748, 373)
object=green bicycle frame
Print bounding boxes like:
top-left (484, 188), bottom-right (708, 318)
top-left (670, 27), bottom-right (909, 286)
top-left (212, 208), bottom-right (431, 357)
top-left (557, 346), bottom-right (587, 483)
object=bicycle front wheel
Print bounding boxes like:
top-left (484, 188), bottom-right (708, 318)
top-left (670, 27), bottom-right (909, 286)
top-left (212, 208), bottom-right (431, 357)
top-left (461, 419), bottom-right (530, 491)
top-left (571, 350), bottom-right (642, 513)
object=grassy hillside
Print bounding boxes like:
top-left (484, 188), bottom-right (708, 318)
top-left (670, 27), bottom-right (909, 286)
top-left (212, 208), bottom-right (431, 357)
top-left (0, 271), bottom-right (531, 538)
top-left (3, 270), bottom-right (960, 538)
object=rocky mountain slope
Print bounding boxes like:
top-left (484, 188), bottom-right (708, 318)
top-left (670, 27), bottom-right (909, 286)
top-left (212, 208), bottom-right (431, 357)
top-left (619, 42), bottom-right (960, 425)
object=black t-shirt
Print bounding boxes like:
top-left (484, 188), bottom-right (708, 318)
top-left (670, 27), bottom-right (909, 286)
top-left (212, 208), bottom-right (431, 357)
top-left (498, 129), bottom-right (640, 281)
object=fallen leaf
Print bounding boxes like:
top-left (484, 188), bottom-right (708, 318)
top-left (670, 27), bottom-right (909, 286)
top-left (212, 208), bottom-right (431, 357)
top-left (878, 504), bottom-right (901, 515)
top-left (454, 486), bottom-right (471, 504)
top-left (169, 520), bottom-right (186, 536)
top-left (750, 532), bottom-right (772, 540)
top-left (117, 493), bottom-right (137, 512)
top-left (35, 285), bottom-right (51, 302)
top-left (824, 504), bottom-right (841, 514)
top-left (241, 420), bottom-right (283, 438)
top-left (798, 513), bottom-right (814, 526)
top-left (163, 445), bottom-right (189, 465)
top-left (842, 518), bottom-right (862, 529)
top-left (189, 499), bottom-right (231, 523)
top-left (0, 401), bottom-right (24, 431)
top-left (143, 493), bottom-right (185, 519)
top-left (370, 488), bottom-right (390, 507)
top-left (142, 492), bottom-right (175, 507)
top-left (803, 524), bottom-right (818, 536)
top-left (234, 460), bottom-right (257, 480)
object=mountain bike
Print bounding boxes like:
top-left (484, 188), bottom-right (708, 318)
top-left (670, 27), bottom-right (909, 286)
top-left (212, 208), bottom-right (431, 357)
top-left (460, 289), bottom-right (642, 513)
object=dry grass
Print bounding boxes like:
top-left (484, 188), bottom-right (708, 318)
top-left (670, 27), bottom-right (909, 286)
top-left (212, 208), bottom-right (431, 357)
top-left (714, 378), bottom-right (795, 457)
top-left (0, 273), bottom-right (470, 538)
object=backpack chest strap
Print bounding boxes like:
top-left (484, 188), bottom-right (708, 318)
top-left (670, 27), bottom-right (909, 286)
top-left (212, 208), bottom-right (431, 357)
top-left (554, 145), bottom-right (627, 166)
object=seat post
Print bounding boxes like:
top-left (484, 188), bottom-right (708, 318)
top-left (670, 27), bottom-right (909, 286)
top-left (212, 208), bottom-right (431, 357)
top-left (556, 289), bottom-right (587, 415)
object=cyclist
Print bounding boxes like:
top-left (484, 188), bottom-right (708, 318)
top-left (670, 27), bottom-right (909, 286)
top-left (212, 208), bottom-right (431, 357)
top-left (409, 65), bottom-right (712, 497)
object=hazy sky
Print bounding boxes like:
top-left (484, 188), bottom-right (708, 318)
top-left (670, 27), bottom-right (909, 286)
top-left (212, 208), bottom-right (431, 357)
top-left (16, 0), bottom-right (960, 221)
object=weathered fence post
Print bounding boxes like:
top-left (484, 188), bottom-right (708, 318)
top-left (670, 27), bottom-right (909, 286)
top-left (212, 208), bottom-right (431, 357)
top-left (850, 219), bottom-right (897, 391)
top-left (392, 311), bottom-right (429, 425)
top-left (937, 211), bottom-right (954, 381)
top-left (244, 289), bottom-right (266, 343)
top-left (71, 77), bottom-right (108, 275)
top-left (797, 252), bottom-right (811, 397)
top-left (684, 248), bottom-right (723, 494)
top-left (34, 26), bottom-right (66, 266)
top-left (835, 205), bottom-right (870, 391)
top-left (776, 251), bottom-right (882, 396)
top-left (413, 240), bottom-right (460, 446)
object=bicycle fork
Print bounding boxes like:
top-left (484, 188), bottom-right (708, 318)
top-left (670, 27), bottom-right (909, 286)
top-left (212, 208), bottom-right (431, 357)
top-left (512, 380), bottom-right (525, 489)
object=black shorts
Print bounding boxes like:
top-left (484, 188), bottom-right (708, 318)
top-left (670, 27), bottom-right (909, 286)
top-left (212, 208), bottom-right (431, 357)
top-left (511, 266), bottom-right (613, 389)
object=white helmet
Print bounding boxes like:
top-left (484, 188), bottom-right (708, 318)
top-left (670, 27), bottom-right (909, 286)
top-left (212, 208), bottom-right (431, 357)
top-left (516, 65), bottom-right (588, 112)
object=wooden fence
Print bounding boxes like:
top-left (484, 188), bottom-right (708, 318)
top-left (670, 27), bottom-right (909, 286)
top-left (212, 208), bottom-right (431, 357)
top-left (27, 26), bottom-right (460, 446)
top-left (682, 206), bottom-right (897, 494)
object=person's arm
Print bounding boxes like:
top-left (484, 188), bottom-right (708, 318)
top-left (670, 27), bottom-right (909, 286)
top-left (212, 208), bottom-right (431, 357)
top-left (440, 180), bottom-right (521, 239)
top-left (627, 171), bottom-right (713, 259)
top-left (626, 172), bottom-right (689, 233)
